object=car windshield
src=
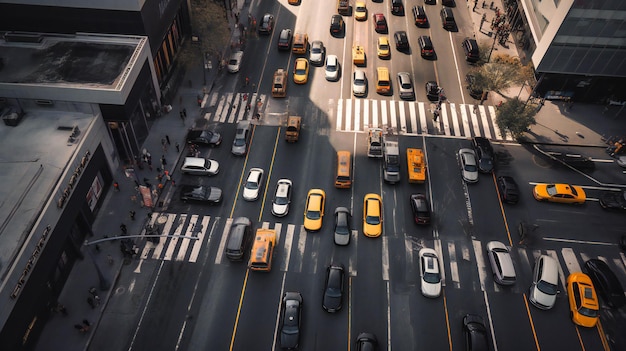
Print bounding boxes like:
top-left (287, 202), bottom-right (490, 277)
top-left (234, 138), bottom-right (245, 146)
top-left (546, 184), bottom-right (558, 196)
top-left (295, 67), bottom-right (306, 75)
top-left (355, 78), bottom-right (366, 86)
top-left (327, 65), bottom-right (337, 72)
top-left (537, 280), bottom-right (558, 295)
top-left (228, 59), bottom-right (238, 65)
top-left (380, 43), bottom-right (389, 50)
top-left (246, 181), bottom-right (258, 189)
top-left (366, 214), bottom-right (380, 225)
top-left (326, 287), bottom-right (341, 297)
top-left (464, 163), bottom-right (477, 172)
top-left (401, 82), bottom-right (411, 89)
top-left (306, 210), bottom-right (320, 220)
top-left (423, 271), bottom-right (440, 284)
top-left (275, 196), bottom-right (288, 205)
top-left (579, 306), bottom-right (598, 318)
top-left (312, 47), bottom-right (322, 53)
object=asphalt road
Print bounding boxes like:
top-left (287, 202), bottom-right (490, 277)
top-left (102, 1), bottom-right (626, 351)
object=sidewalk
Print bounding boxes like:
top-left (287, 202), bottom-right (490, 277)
top-left (35, 1), bottom-right (626, 350)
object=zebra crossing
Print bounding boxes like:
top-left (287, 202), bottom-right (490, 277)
top-left (202, 92), bottom-right (268, 124)
top-left (336, 98), bottom-right (515, 140)
top-left (137, 212), bottom-right (625, 297)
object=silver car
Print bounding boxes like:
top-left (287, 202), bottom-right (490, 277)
top-left (418, 248), bottom-right (442, 298)
top-left (397, 72), bottom-right (415, 100)
top-left (458, 148), bottom-right (478, 183)
top-left (272, 179), bottom-right (292, 217)
top-left (227, 51), bottom-right (243, 73)
top-left (309, 41), bottom-right (325, 65)
top-left (333, 207), bottom-right (351, 245)
top-left (486, 241), bottom-right (516, 285)
top-left (180, 157), bottom-right (219, 176)
top-left (231, 120), bottom-right (251, 156)
top-left (352, 70), bottom-right (367, 97)
top-left (325, 55), bottom-right (340, 81)
top-left (243, 168), bottom-right (264, 201)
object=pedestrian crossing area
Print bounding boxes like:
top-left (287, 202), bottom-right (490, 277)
top-left (200, 92), bottom-right (515, 141)
top-left (136, 212), bottom-right (625, 297)
top-left (336, 98), bottom-right (514, 140)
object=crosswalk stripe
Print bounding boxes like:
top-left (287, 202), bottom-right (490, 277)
top-left (460, 105), bottom-right (471, 137)
top-left (380, 101), bottom-right (388, 128)
top-left (398, 101), bottom-right (407, 134)
top-left (309, 233), bottom-right (320, 275)
top-left (280, 224), bottom-right (295, 272)
top-left (404, 234), bottom-right (416, 283)
top-left (149, 213), bottom-right (177, 260)
top-left (294, 226), bottom-right (307, 273)
top-left (349, 230), bottom-right (358, 277)
top-left (163, 214), bottom-right (187, 260)
top-left (354, 99), bottom-right (361, 132)
top-left (545, 250), bottom-right (566, 291)
top-left (389, 100), bottom-right (397, 131)
top-left (561, 247), bottom-right (582, 275)
top-left (472, 240), bottom-right (488, 291)
top-left (336, 99), bottom-right (343, 131)
top-left (418, 102), bottom-right (427, 134)
top-left (408, 102), bottom-right (417, 134)
top-left (215, 95), bottom-right (227, 122)
top-left (434, 239), bottom-right (446, 286)
top-left (488, 105), bottom-right (505, 140)
top-left (345, 99), bottom-right (352, 131)
top-left (447, 241), bottom-right (460, 289)
top-left (449, 103), bottom-right (460, 137)
top-left (372, 100), bottom-right (379, 128)
top-left (189, 215), bottom-right (211, 262)
top-left (209, 92), bottom-right (219, 107)
top-left (176, 214), bottom-right (198, 261)
top-left (479, 105), bottom-right (492, 139)
top-left (215, 218), bottom-right (233, 265)
top-left (235, 94), bottom-right (246, 123)
top-left (469, 105), bottom-right (481, 137)
top-left (441, 103), bottom-right (451, 136)
top-left (363, 99), bottom-right (369, 130)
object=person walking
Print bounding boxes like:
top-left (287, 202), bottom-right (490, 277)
top-left (182, 108), bottom-right (187, 118)
top-left (165, 135), bottom-right (171, 145)
top-left (129, 210), bottom-right (136, 220)
top-left (87, 297), bottom-right (96, 309)
top-left (113, 181), bottom-right (120, 192)
top-left (120, 223), bottom-right (127, 235)
top-left (160, 155), bottom-right (167, 167)
top-left (175, 142), bottom-right (180, 153)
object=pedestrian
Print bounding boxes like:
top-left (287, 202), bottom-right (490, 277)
top-left (171, 179), bottom-right (176, 187)
top-left (245, 76), bottom-right (250, 86)
top-left (129, 210), bottom-right (136, 220)
top-left (87, 297), bottom-right (96, 309)
top-left (113, 181), bottom-right (120, 192)
top-left (433, 110), bottom-right (439, 122)
top-left (183, 108), bottom-right (187, 118)
top-left (179, 111), bottom-right (185, 122)
top-left (89, 287), bottom-right (98, 297)
top-left (147, 154), bottom-right (153, 171)
top-left (75, 324), bottom-right (85, 332)
top-left (94, 295), bottom-right (100, 306)
top-left (175, 142), bottom-right (180, 153)
top-left (473, 0), bottom-right (478, 11)
top-left (482, 0), bottom-right (486, 8)
top-left (165, 135), bottom-right (171, 145)
top-left (157, 182), bottom-right (164, 194)
top-left (161, 138), bottom-right (167, 152)
top-left (95, 244), bottom-right (101, 252)
top-left (165, 171), bottom-right (171, 182)
top-left (120, 223), bottom-right (127, 235)
top-left (157, 173), bottom-right (163, 182)
top-left (107, 254), bottom-right (114, 264)
top-left (160, 155), bottom-right (167, 166)
top-left (83, 319), bottom-right (91, 327)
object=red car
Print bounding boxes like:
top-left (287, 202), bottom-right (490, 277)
top-left (373, 13), bottom-right (388, 33)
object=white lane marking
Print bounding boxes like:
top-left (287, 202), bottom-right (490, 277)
top-left (418, 102), bottom-right (428, 134)
top-left (473, 240), bottom-right (488, 291)
top-left (150, 213), bottom-right (177, 260)
top-left (469, 104), bottom-right (481, 137)
top-left (449, 103), bottom-right (460, 136)
top-left (440, 103), bottom-right (450, 135)
top-left (176, 214), bottom-right (198, 261)
top-left (336, 99), bottom-right (343, 131)
top-left (398, 101), bottom-right (407, 134)
top-left (280, 224), bottom-right (295, 272)
top-left (389, 100), bottom-right (397, 130)
top-left (483, 290), bottom-right (499, 351)
top-left (190, 216), bottom-right (216, 264)
top-left (363, 99), bottom-right (369, 129)
top-left (209, 92), bottom-right (219, 107)
top-left (349, 229), bottom-right (358, 277)
top-left (164, 214), bottom-right (186, 261)
top-left (215, 95), bottom-right (226, 122)
top-left (479, 105), bottom-right (492, 139)
top-left (295, 226), bottom-right (307, 273)
top-left (309, 232), bottom-right (319, 275)
top-left (354, 98), bottom-right (361, 132)
top-left (214, 218), bottom-right (233, 265)
top-left (372, 100), bottom-right (379, 128)
top-left (408, 102), bottom-right (418, 134)
top-left (346, 99), bottom-right (353, 131)
top-left (219, 93), bottom-right (234, 122)
top-left (447, 241), bottom-right (460, 289)
top-left (382, 236), bottom-right (390, 281)
top-left (434, 239), bottom-right (445, 286)
top-left (543, 237), bottom-right (617, 246)
top-left (561, 248), bottom-right (582, 275)
top-left (546, 250), bottom-right (566, 292)
top-left (460, 104), bottom-right (471, 137)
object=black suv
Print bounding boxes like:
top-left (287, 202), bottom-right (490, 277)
top-left (258, 13), bottom-right (275, 35)
top-left (440, 8), bottom-right (455, 30)
top-left (496, 176), bottom-right (519, 204)
top-left (391, 0), bottom-right (404, 15)
top-left (330, 14), bottom-right (344, 36)
top-left (418, 35), bottom-right (435, 58)
top-left (472, 136), bottom-right (495, 173)
top-left (412, 5), bottom-right (428, 27)
top-left (394, 31), bottom-right (409, 51)
top-left (462, 37), bottom-right (480, 63)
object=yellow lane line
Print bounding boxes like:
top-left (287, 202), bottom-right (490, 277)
top-left (258, 127), bottom-right (281, 222)
top-left (229, 269), bottom-right (250, 351)
top-left (522, 293), bottom-right (541, 351)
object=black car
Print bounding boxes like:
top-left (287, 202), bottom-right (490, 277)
top-left (334, 207), bottom-right (352, 246)
top-left (465, 74), bottom-right (484, 99)
top-left (440, 8), bottom-right (455, 30)
top-left (418, 35), bottom-right (435, 58)
top-left (410, 194), bottom-right (431, 225)
top-left (424, 0), bottom-right (436, 4)
top-left (462, 37), bottom-right (480, 63)
top-left (394, 31), bottom-right (409, 51)
top-left (355, 332), bottom-right (378, 350)
top-left (472, 136), bottom-right (495, 173)
top-left (277, 29), bottom-right (293, 50)
top-left (258, 13), bottom-right (275, 35)
top-left (425, 81), bottom-right (440, 101)
top-left (620, 235), bottom-right (626, 252)
top-left (280, 292), bottom-right (303, 350)
top-left (584, 259), bottom-right (626, 308)
top-left (180, 185), bottom-right (222, 204)
top-left (323, 264), bottom-right (345, 312)
top-left (463, 314), bottom-right (489, 351)
top-left (391, 0), bottom-right (404, 15)
top-left (412, 5), bottom-right (429, 27)
top-left (186, 129), bottom-right (222, 146)
top-left (496, 176), bottom-right (519, 204)
top-left (599, 190), bottom-right (626, 210)
top-left (330, 15), bottom-right (344, 36)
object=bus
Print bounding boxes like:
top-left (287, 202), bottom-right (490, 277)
top-left (407, 148), bottom-right (426, 183)
top-left (248, 228), bottom-right (277, 271)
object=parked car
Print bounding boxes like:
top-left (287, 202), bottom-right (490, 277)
top-left (243, 168), bottom-right (264, 201)
top-left (533, 183), bottom-right (586, 204)
top-left (496, 176), bottom-right (519, 204)
top-left (180, 157), bottom-right (219, 176)
top-left (410, 194), bottom-right (431, 224)
top-left (277, 29), bottom-right (293, 50)
top-left (258, 13), bottom-right (275, 35)
top-left (323, 264), bottom-right (345, 312)
top-left (279, 292), bottom-right (303, 350)
top-left (584, 259), bottom-right (626, 308)
top-left (567, 272), bottom-right (599, 327)
top-left (529, 255), bottom-right (559, 310)
top-left (334, 207), bottom-right (352, 246)
top-left (186, 129), bottom-right (222, 146)
top-left (309, 40), bottom-right (325, 65)
top-left (419, 248), bottom-right (441, 298)
top-left (390, 0), bottom-right (404, 15)
top-left (272, 179), bottom-right (292, 217)
top-left (180, 185), bottom-right (222, 204)
top-left (486, 241), bottom-right (516, 285)
top-left (355, 333), bottom-right (378, 351)
top-left (472, 136), bottom-right (495, 173)
top-left (463, 314), bottom-right (489, 351)
top-left (412, 5), bottom-right (429, 27)
top-left (353, 70), bottom-right (368, 97)
top-left (325, 54), bottom-right (340, 81)
top-left (330, 15), bottom-right (344, 36)
top-left (458, 148), bottom-right (478, 183)
top-left (396, 72), bottom-right (415, 100)
top-left (599, 189), bottom-right (626, 210)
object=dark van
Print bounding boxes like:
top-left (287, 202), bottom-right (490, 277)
top-left (391, 0), bottom-right (404, 15)
top-left (225, 217), bottom-right (253, 261)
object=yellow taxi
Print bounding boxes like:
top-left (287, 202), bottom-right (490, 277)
top-left (354, 2), bottom-right (367, 21)
top-left (567, 272), bottom-right (599, 327)
top-left (377, 37), bottom-right (390, 59)
top-left (293, 58), bottom-right (309, 84)
top-left (363, 193), bottom-right (383, 237)
top-left (533, 183), bottom-right (586, 204)
top-left (304, 189), bottom-right (326, 231)
top-left (288, 0), bottom-right (299, 4)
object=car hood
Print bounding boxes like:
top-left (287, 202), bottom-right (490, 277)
top-left (207, 187), bottom-right (222, 202)
top-left (323, 294), bottom-right (342, 312)
top-left (334, 231), bottom-right (350, 245)
top-left (208, 160), bottom-right (220, 174)
top-left (463, 170), bottom-right (478, 182)
top-left (421, 281), bottom-right (441, 298)
top-left (354, 82), bottom-right (366, 94)
top-left (272, 203), bottom-right (289, 216)
top-left (478, 158), bottom-right (494, 173)
top-left (529, 285), bottom-right (557, 309)
top-left (310, 52), bottom-right (323, 62)
top-left (363, 222), bottom-right (381, 237)
top-left (280, 330), bottom-right (299, 349)
top-left (243, 187), bottom-right (258, 200)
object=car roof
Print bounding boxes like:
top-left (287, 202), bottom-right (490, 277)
top-left (354, 70), bottom-right (366, 79)
top-left (460, 149), bottom-right (477, 164)
top-left (327, 54), bottom-right (338, 64)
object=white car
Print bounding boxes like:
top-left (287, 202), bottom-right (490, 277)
top-left (616, 155), bottom-right (626, 168)
top-left (458, 148), bottom-right (478, 183)
top-left (486, 241), bottom-right (517, 285)
top-left (243, 168), bottom-right (264, 201)
top-left (272, 179), bottom-right (292, 216)
top-left (352, 70), bottom-right (367, 97)
top-left (418, 248), bottom-right (442, 298)
top-left (529, 255), bottom-right (559, 310)
top-left (325, 55), bottom-right (340, 81)
top-left (309, 41), bottom-right (325, 66)
top-left (180, 157), bottom-right (219, 176)
top-left (227, 51), bottom-right (244, 73)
